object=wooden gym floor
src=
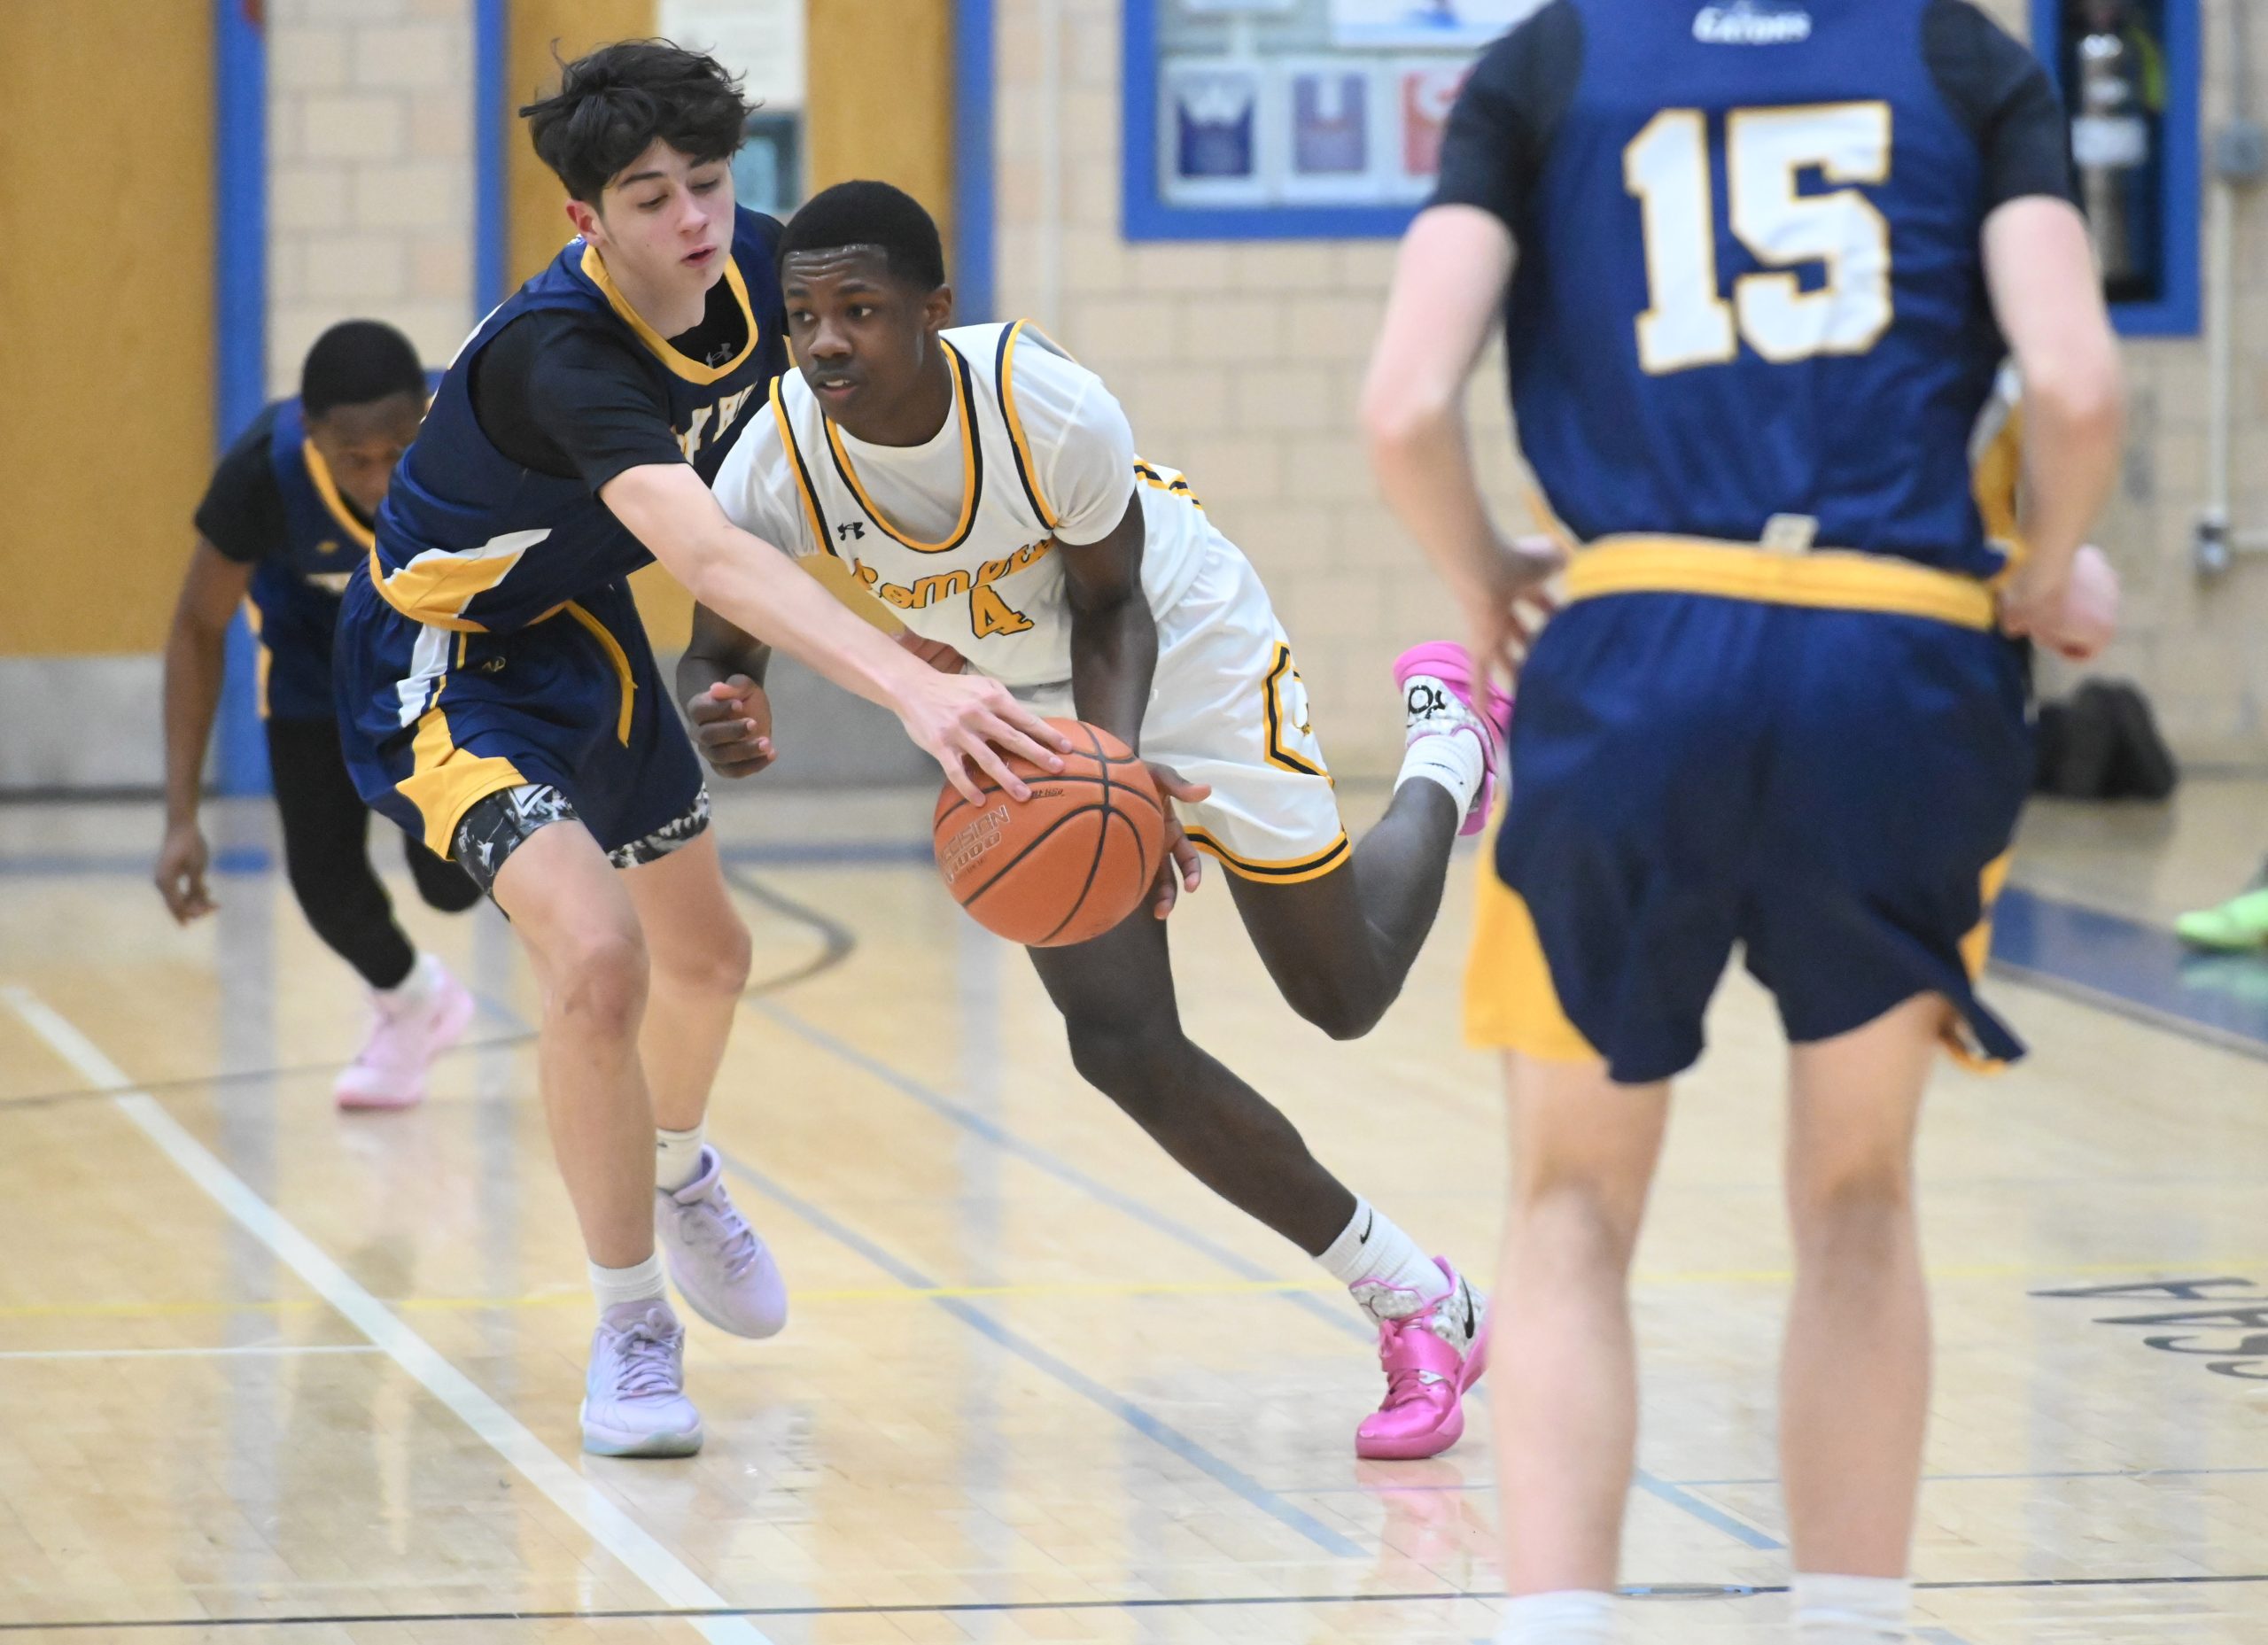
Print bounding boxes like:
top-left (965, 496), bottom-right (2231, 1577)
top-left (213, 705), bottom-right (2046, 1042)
top-left (2, 774), bottom-right (2265, 1643)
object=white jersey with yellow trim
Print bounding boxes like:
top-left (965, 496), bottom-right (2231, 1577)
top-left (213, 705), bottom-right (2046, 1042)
top-left (712, 319), bottom-right (1350, 882)
top-left (711, 320), bottom-right (1211, 691)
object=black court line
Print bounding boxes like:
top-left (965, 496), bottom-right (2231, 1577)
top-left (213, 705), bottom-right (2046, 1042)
top-left (6, 1573), bottom-right (2267, 1633)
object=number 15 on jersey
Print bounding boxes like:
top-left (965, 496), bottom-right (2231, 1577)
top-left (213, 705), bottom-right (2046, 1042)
top-left (1625, 101), bottom-right (1894, 376)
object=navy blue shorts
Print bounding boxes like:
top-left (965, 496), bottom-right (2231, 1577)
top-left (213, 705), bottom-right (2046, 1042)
top-left (335, 570), bottom-right (703, 865)
top-left (1466, 591), bottom-right (2031, 1083)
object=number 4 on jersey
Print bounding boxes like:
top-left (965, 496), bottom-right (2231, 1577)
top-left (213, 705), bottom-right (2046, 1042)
top-left (1625, 101), bottom-right (1893, 375)
top-left (971, 584), bottom-right (1033, 638)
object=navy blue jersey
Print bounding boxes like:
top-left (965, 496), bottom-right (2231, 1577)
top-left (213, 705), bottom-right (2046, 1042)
top-left (245, 399), bottom-right (372, 718)
top-left (370, 206), bottom-right (788, 632)
top-left (1433, 0), bottom-right (2074, 579)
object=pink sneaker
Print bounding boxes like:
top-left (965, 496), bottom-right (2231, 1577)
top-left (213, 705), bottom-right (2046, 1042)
top-left (1355, 1258), bottom-right (1490, 1461)
top-left (656, 1146), bottom-right (788, 1339)
top-left (333, 958), bottom-right (476, 1111)
top-left (1393, 643), bottom-right (1513, 836)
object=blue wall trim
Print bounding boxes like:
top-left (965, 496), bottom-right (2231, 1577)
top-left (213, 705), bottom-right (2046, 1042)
top-left (953, 0), bottom-right (997, 321)
top-left (1121, 0), bottom-right (1422, 243)
top-left (214, 0), bottom-right (269, 798)
top-left (2029, 0), bottom-right (2202, 338)
top-left (474, 0), bottom-right (509, 313)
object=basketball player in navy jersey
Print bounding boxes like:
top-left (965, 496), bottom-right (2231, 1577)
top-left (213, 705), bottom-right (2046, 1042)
top-left (158, 322), bottom-right (480, 1111)
top-left (1366, 2), bottom-right (2123, 1638)
top-left (332, 43), bottom-right (1066, 1457)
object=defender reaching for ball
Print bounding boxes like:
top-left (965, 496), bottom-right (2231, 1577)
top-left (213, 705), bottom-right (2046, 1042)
top-left (333, 48), bottom-right (1067, 1460)
top-left (696, 181), bottom-right (1523, 1458)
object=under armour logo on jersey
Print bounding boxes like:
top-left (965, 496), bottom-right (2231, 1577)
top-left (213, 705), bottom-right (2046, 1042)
top-left (1407, 682), bottom-right (1450, 719)
top-left (1692, 0), bottom-right (1811, 44)
top-left (837, 521), bottom-right (866, 542)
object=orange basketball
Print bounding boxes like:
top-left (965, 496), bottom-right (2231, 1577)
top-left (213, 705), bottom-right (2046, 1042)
top-left (931, 718), bottom-right (1167, 948)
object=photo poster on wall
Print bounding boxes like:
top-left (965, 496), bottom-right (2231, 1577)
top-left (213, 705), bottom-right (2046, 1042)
top-left (1154, 0), bottom-right (1539, 215)
top-left (658, 0), bottom-right (805, 215)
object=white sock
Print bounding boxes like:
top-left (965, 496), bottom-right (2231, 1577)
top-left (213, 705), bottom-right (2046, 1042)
top-left (1317, 1198), bottom-right (1446, 1316)
top-left (589, 1253), bottom-right (668, 1316)
top-left (1497, 1589), bottom-right (1616, 1643)
top-left (656, 1123), bottom-right (707, 1193)
top-left (378, 952), bottom-right (444, 1009)
top-left (1394, 718), bottom-right (1485, 815)
top-left (1790, 1573), bottom-right (1911, 1642)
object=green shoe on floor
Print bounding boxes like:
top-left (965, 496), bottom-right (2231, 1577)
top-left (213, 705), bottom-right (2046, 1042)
top-left (2174, 887), bottom-right (2268, 951)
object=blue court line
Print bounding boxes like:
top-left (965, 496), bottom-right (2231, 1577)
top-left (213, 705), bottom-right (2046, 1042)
top-left (1990, 887), bottom-right (2268, 1058)
top-left (1629, 1471), bottom-right (1784, 1551)
top-left (715, 1151), bottom-right (1366, 1559)
top-left (753, 1000), bottom-right (1369, 1342)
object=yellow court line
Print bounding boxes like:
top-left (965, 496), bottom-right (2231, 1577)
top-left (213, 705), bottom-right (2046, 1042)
top-left (4, 1257), bottom-right (2261, 1327)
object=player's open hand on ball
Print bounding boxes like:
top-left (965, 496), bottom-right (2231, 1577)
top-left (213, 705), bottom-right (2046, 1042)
top-left (1144, 762), bottom-right (1212, 919)
top-left (687, 674), bottom-right (777, 778)
top-left (155, 821), bottom-right (217, 924)
top-left (1464, 533), bottom-right (1565, 694)
top-left (900, 669), bottom-right (1073, 806)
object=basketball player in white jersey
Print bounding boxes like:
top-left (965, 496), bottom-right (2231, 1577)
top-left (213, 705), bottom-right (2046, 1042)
top-left (694, 181), bottom-right (1533, 1458)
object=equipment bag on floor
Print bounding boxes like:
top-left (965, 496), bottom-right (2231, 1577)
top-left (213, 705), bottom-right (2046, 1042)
top-left (2033, 679), bottom-right (2179, 800)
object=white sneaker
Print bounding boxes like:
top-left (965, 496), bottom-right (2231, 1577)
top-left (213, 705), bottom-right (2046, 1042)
top-left (656, 1146), bottom-right (788, 1338)
top-left (333, 958), bottom-right (476, 1111)
top-left (580, 1301), bottom-right (703, 1458)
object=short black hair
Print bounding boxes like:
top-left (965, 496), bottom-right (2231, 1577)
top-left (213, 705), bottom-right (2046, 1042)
top-left (521, 39), bottom-right (752, 204)
top-left (300, 320), bottom-right (425, 418)
top-left (779, 182), bottom-right (948, 292)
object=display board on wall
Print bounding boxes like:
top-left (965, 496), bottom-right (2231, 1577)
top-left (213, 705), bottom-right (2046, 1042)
top-left (659, 0), bottom-right (805, 216)
top-left (1125, 0), bottom-right (1538, 238)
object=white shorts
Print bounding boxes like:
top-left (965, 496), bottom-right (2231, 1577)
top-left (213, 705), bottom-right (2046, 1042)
top-left (1021, 533), bottom-right (1349, 885)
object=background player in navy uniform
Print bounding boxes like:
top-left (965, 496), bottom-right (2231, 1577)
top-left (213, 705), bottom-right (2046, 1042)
top-left (157, 321), bottom-right (480, 1112)
top-left (1363, 3), bottom-right (2124, 1640)
top-left (333, 43), bottom-right (1067, 1459)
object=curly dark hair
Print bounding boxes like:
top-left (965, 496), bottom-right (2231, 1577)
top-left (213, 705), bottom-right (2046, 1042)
top-left (520, 39), bottom-right (752, 204)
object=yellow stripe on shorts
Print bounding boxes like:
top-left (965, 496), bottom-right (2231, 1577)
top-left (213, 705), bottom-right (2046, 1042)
top-left (1464, 868), bottom-right (1599, 1061)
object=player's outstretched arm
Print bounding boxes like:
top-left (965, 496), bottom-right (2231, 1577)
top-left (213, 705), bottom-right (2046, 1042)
top-left (155, 540), bottom-right (255, 922)
top-left (1363, 205), bottom-right (1560, 693)
top-left (602, 462), bottom-right (1071, 803)
top-left (1984, 198), bottom-right (2126, 654)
